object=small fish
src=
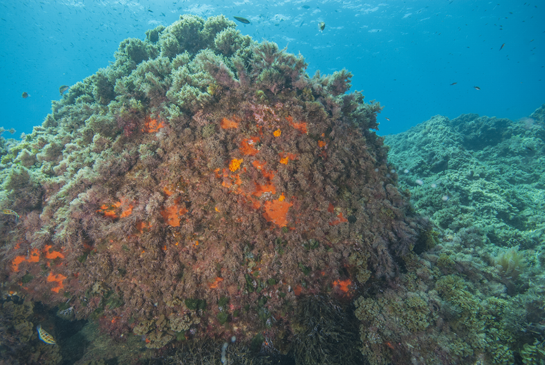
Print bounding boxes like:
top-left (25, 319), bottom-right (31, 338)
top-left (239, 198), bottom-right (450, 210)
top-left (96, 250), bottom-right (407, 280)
top-left (302, 5), bottom-right (310, 9)
top-left (22, 92), bottom-right (29, 98)
top-left (318, 22), bottom-right (326, 31)
top-left (450, 82), bottom-right (457, 85)
top-left (474, 86), bottom-right (481, 90)
top-left (2, 209), bottom-right (19, 223)
top-left (234, 16), bottom-right (250, 24)
top-left (59, 85), bottom-right (69, 95)
top-left (499, 43), bottom-right (505, 51)
top-left (147, 9), bottom-right (153, 13)
top-left (37, 325), bottom-right (56, 345)
top-left (385, 117), bottom-right (390, 121)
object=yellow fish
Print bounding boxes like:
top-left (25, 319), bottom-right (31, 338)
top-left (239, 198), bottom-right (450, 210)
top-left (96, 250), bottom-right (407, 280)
top-left (37, 324), bottom-right (56, 345)
top-left (2, 209), bottom-right (19, 223)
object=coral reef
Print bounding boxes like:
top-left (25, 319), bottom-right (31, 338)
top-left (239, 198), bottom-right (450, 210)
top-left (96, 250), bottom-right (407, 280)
top-left (0, 13), bottom-right (424, 360)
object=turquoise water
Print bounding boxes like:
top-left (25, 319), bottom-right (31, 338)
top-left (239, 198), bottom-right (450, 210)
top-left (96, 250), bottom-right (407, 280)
top-left (1, 2), bottom-right (545, 364)
top-left (1, 0), bottom-right (544, 136)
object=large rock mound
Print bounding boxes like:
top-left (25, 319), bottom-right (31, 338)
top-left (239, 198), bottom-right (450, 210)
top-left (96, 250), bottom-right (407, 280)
top-left (0, 15), bottom-right (423, 351)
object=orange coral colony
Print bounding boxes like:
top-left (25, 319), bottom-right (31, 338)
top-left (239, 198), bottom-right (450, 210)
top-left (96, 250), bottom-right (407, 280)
top-left (208, 277), bottom-right (224, 289)
top-left (160, 202), bottom-right (188, 227)
top-left (287, 115), bottom-right (308, 134)
top-left (47, 272), bottom-right (67, 293)
top-left (44, 245), bottom-right (64, 260)
top-left (333, 279), bottom-right (352, 293)
top-left (142, 117), bottom-right (165, 133)
top-left (229, 158), bottom-right (243, 172)
top-left (220, 117), bottom-right (239, 129)
top-left (11, 248), bottom-right (40, 272)
top-left (263, 199), bottom-right (293, 227)
top-left (239, 137), bottom-right (260, 156)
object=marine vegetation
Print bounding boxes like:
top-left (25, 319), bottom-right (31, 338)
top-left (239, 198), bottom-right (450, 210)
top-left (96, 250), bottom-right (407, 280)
top-left (0, 14), bottom-right (425, 357)
top-left (291, 295), bottom-right (360, 365)
top-left (0, 297), bottom-right (62, 364)
top-left (378, 107), bottom-right (545, 364)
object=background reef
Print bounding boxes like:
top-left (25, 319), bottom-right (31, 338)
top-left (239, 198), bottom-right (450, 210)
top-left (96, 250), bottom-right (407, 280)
top-left (1, 14), bottom-right (544, 365)
top-left (376, 105), bottom-right (545, 364)
top-left (0, 14), bottom-right (425, 364)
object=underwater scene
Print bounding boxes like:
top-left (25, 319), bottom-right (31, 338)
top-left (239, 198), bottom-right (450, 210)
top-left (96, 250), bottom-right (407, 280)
top-left (0, 1), bottom-right (544, 364)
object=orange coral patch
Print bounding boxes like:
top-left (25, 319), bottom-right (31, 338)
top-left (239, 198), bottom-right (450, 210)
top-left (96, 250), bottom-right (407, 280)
top-left (286, 116), bottom-right (293, 123)
top-left (11, 256), bottom-right (26, 272)
top-left (333, 279), bottom-right (351, 293)
top-left (142, 118), bottom-right (165, 133)
top-left (329, 212), bottom-right (348, 226)
top-left (221, 169), bottom-right (242, 189)
top-left (221, 117), bottom-right (239, 129)
top-left (120, 204), bottom-right (133, 218)
top-left (229, 158), bottom-right (243, 172)
top-left (318, 140), bottom-right (326, 148)
top-left (97, 204), bottom-right (118, 218)
top-left (279, 152), bottom-right (297, 165)
top-left (248, 196), bottom-right (262, 209)
top-left (263, 199), bottom-right (293, 227)
top-left (293, 284), bottom-right (302, 296)
top-left (97, 199), bottom-right (133, 219)
top-left (160, 204), bottom-right (188, 227)
top-left (279, 152), bottom-right (298, 160)
top-left (289, 120), bottom-right (308, 134)
top-left (28, 249), bottom-right (40, 263)
top-left (273, 129), bottom-right (281, 137)
top-left (253, 182), bottom-right (276, 197)
top-left (136, 221), bottom-right (152, 233)
top-left (208, 277), bottom-right (224, 289)
top-left (328, 203), bottom-right (335, 213)
top-left (252, 160), bottom-right (266, 170)
top-left (252, 161), bottom-right (275, 179)
top-left (239, 137), bottom-right (260, 156)
top-left (44, 245), bottom-right (64, 260)
top-left (163, 185), bottom-right (174, 196)
top-left (47, 272), bottom-right (67, 293)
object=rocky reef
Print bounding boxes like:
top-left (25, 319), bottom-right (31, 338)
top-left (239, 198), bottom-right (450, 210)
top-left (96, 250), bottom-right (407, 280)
top-left (376, 106), bottom-right (545, 364)
top-left (385, 106), bottom-right (545, 249)
top-left (4, 13), bottom-right (542, 365)
top-left (0, 14), bottom-right (425, 362)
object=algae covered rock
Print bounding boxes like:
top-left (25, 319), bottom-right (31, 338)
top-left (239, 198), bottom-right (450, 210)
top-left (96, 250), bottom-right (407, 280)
top-left (385, 108), bottom-right (545, 248)
top-left (0, 14), bottom-right (425, 351)
top-left (378, 106), bottom-right (545, 364)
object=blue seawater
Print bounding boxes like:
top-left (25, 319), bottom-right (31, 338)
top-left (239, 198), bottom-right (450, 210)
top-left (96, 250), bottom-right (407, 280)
top-left (1, 0), bottom-right (543, 137)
